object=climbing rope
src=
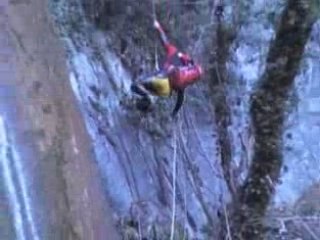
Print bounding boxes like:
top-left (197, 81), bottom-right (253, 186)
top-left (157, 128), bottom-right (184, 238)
top-left (151, 0), bottom-right (156, 19)
top-left (155, 45), bottom-right (159, 71)
top-left (149, 2), bottom-right (184, 237)
top-left (170, 117), bottom-right (178, 240)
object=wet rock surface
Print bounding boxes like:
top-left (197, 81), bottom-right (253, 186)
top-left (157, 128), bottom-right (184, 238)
top-left (0, 0), bottom-right (120, 239)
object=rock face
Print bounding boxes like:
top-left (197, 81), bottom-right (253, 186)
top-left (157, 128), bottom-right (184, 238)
top-left (1, 0), bottom-right (319, 239)
top-left (48, 0), bottom-right (320, 238)
top-left (49, 0), bottom-right (224, 238)
top-left (49, 0), bottom-right (320, 238)
top-left (0, 0), bottom-right (119, 239)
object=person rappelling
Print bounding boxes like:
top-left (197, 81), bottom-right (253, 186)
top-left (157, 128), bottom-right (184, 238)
top-left (131, 19), bottom-right (203, 117)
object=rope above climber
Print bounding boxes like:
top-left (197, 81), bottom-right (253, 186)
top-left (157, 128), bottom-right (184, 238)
top-left (131, 19), bottom-right (203, 117)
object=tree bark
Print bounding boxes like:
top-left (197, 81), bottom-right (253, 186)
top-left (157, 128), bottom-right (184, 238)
top-left (231, 0), bottom-right (317, 239)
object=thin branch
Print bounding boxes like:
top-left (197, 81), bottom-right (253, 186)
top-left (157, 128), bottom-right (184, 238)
top-left (274, 216), bottom-right (320, 222)
top-left (295, 219), bottom-right (320, 240)
top-left (223, 204), bottom-right (233, 240)
top-left (138, 215), bottom-right (142, 240)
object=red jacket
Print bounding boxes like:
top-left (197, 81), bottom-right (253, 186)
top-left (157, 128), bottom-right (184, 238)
top-left (154, 21), bottom-right (203, 91)
top-left (169, 65), bottom-right (203, 90)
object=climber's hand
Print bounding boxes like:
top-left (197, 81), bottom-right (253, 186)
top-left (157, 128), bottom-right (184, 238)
top-left (153, 19), bottom-right (161, 29)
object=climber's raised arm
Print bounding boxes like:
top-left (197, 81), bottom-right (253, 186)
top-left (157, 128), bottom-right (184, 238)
top-left (154, 19), bottom-right (178, 58)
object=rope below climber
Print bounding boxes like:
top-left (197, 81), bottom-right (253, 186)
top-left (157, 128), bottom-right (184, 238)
top-left (131, 19), bottom-right (203, 117)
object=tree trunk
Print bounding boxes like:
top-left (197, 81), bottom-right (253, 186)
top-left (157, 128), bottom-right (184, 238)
top-left (231, 0), bottom-right (317, 239)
